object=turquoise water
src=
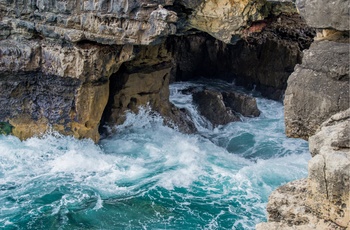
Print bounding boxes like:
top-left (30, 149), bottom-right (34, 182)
top-left (0, 81), bottom-right (309, 229)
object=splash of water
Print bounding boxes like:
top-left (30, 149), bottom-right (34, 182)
top-left (0, 81), bottom-right (310, 229)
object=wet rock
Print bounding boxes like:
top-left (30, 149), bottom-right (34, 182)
top-left (222, 92), bottom-right (260, 117)
top-left (192, 90), bottom-right (240, 126)
top-left (0, 122), bottom-right (13, 135)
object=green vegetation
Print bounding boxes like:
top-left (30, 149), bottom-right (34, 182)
top-left (0, 122), bottom-right (13, 135)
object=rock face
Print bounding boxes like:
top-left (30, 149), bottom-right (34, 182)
top-left (0, 0), bottom-right (178, 45)
top-left (168, 13), bottom-right (314, 99)
top-left (0, 0), bottom-right (314, 141)
top-left (257, 110), bottom-right (350, 230)
top-left (256, 179), bottom-right (345, 230)
top-left (296, 0), bottom-right (349, 32)
top-left (284, 41), bottom-right (349, 139)
top-left (307, 109), bottom-right (350, 228)
top-left (0, 39), bottom-right (132, 141)
top-left (259, 0), bottom-right (350, 228)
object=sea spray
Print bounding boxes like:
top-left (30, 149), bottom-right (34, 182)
top-left (0, 81), bottom-right (310, 229)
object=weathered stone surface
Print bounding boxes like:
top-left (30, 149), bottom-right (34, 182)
top-left (0, 38), bottom-right (134, 141)
top-left (308, 109), bottom-right (350, 228)
top-left (101, 43), bottom-right (196, 134)
top-left (0, 0), bottom-right (178, 45)
top-left (192, 90), bottom-right (240, 126)
top-left (256, 179), bottom-right (345, 230)
top-left (258, 110), bottom-right (350, 230)
top-left (296, 0), bottom-right (350, 32)
top-left (188, 0), bottom-right (268, 43)
top-left (284, 41), bottom-right (349, 139)
top-left (168, 13), bottom-right (314, 99)
top-left (222, 91), bottom-right (260, 117)
top-left (0, 39), bottom-right (41, 72)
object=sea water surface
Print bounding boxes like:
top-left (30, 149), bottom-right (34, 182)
top-left (0, 80), bottom-right (310, 229)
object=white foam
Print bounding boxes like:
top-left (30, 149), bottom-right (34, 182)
top-left (0, 81), bottom-right (311, 229)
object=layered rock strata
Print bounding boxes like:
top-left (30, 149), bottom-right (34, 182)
top-left (0, 38), bottom-right (133, 141)
top-left (0, 0), bottom-right (314, 141)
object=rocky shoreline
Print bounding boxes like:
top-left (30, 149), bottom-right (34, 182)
top-left (257, 0), bottom-right (349, 229)
top-left (0, 0), bottom-right (349, 229)
top-left (0, 0), bottom-right (315, 141)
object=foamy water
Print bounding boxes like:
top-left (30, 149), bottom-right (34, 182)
top-left (0, 81), bottom-right (310, 229)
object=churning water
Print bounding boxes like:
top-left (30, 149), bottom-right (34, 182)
top-left (0, 81), bottom-right (310, 229)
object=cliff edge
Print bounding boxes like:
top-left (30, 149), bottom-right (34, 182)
top-left (257, 0), bottom-right (350, 228)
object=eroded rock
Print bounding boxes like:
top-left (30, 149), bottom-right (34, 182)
top-left (222, 91), bottom-right (260, 117)
top-left (193, 90), bottom-right (240, 126)
top-left (0, 38), bottom-right (133, 141)
top-left (192, 89), bottom-right (260, 126)
top-left (168, 13), bottom-right (314, 99)
top-left (188, 0), bottom-right (268, 44)
top-left (296, 0), bottom-right (350, 32)
top-left (307, 109), bottom-right (350, 228)
top-left (256, 179), bottom-right (345, 230)
top-left (284, 41), bottom-right (349, 139)
top-left (259, 110), bottom-right (350, 230)
top-left (1, 0), bottom-right (178, 45)
top-left (101, 42), bottom-right (196, 134)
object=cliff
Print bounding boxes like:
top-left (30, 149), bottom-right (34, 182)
top-left (257, 0), bottom-right (350, 229)
top-left (0, 0), bottom-right (314, 141)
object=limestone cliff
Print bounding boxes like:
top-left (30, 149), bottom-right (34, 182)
top-left (258, 0), bottom-right (350, 228)
top-left (0, 0), bottom-right (314, 141)
top-left (257, 110), bottom-right (350, 229)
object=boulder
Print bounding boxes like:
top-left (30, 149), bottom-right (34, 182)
top-left (284, 41), bottom-right (349, 139)
top-left (222, 91), bottom-right (260, 117)
top-left (188, 0), bottom-right (268, 44)
top-left (192, 90), bottom-right (240, 126)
